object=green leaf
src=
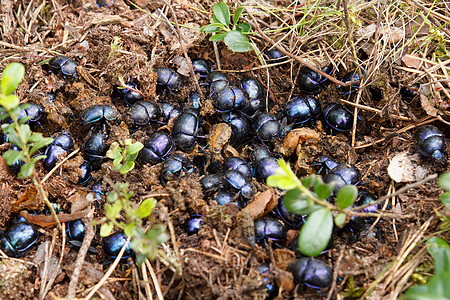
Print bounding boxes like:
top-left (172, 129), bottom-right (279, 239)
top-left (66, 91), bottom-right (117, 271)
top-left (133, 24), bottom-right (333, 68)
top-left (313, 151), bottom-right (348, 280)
top-left (127, 141), bottom-right (143, 155)
top-left (18, 163), bottom-right (34, 178)
top-left (301, 175), bottom-right (315, 188)
top-left (334, 213), bottom-right (347, 228)
top-left (109, 200), bottom-right (123, 217)
top-left (107, 191), bottom-right (118, 203)
top-left (313, 177), bottom-right (334, 200)
top-left (298, 208), bottom-right (333, 257)
top-left (107, 142), bottom-right (122, 160)
top-left (200, 23), bottom-right (225, 33)
top-left (3, 149), bottom-right (23, 165)
top-left (336, 185), bottom-right (358, 209)
top-left (223, 30), bottom-right (252, 52)
top-left (233, 7), bottom-right (244, 26)
top-left (29, 136), bottom-right (53, 155)
top-left (137, 198), bottom-right (156, 218)
top-left (0, 94), bottom-right (20, 110)
top-left (5, 130), bottom-right (22, 148)
top-left (209, 33), bottom-right (227, 42)
top-left (1, 63), bottom-right (25, 96)
top-left (124, 222), bottom-right (135, 237)
top-left (441, 192), bottom-right (450, 207)
top-left (100, 222), bottom-right (114, 237)
top-left (283, 188), bottom-right (322, 215)
top-left (427, 237), bottom-right (450, 275)
top-left (438, 173), bottom-right (450, 191)
top-left (30, 154), bottom-right (46, 164)
top-left (18, 124), bottom-right (31, 140)
top-left (119, 161), bottom-right (135, 174)
top-left (212, 2), bottom-right (230, 26)
top-left (235, 22), bottom-right (251, 33)
top-left (402, 272), bottom-right (450, 300)
top-left (266, 169), bottom-right (296, 190)
top-left (136, 253), bottom-right (147, 266)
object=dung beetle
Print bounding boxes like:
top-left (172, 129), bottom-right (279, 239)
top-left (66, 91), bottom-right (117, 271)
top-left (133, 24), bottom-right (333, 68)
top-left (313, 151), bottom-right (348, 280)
top-left (206, 71), bottom-right (230, 94)
top-left (68, 219), bottom-right (87, 242)
top-left (189, 92), bottom-right (201, 109)
top-left (274, 196), bottom-right (304, 228)
top-left (324, 163), bottom-right (361, 193)
top-left (323, 103), bottom-right (354, 134)
top-left (184, 214), bottom-right (203, 235)
top-left (192, 58), bottom-right (213, 78)
top-left (160, 102), bottom-right (181, 123)
top-left (221, 112), bottom-right (250, 143)
top-left (172, 108), bottom-right (202, 151)
top-left (200, 174), bottom-right (223, 194)
top-left (256, 263), bottom-right (278, 299)
top-left (400, 86), bottom-right (418, 103)
top-left (224, 156), bottom-right (252, 179)
top-left (77, 160), bottom-right (93, 186)
top-left (285, 96), bottom-right (322, 128)
top-left (252, 145), bottom-right (271, 162)
top-left (241, 77), bottom-right (265, 115)
top-left (140, 132), bottom-right (174, 164)
top-left (17, 103), bottom-right (44, 124)
top-left (103, 231), bottom-right (134, 259)
top-left (288, 257), bottom-right (333, 289)
top-left (91, 181), bottom-right (104, 202)
top-left (337, 70), bottom-right (362, 95)
top-left (254, 113), bottom-right (281, 142)
top-left (0, 221), bottom-right (39, 257)
top-left (314, 155), bottom-right (339, 175)
top-left (213, 86), bottom-right (250, 113)
top-left (298, 65), bottom-right (332, 95)
top-left (350, 192), bottom-right (381, 230)
top-left (112, 81), bottom-right (143, 105)
top-left (213, 190), bottom-right (243, 207)
top-left (80, 105), bottom-right (119, 127)
top-left (48, 55), bottom-right (77, 79)
top-left (161, 152), bottom-right (192, 182)
top-left (127, 100), bottom-right (161, 127)
top-left (84, 127), bottom-right (109, 169)
top-left (43, 131), bottom-right (75, 171)
top-left (224, 170), bottom-right (254, 200)
top-left (254, 157), bottom-right (280, 183)
top-left (264, 48), bottom-right (287, 64)
top-left (254, 218), bottom-right (286, 244)
top-left (414, 125), bottom-right (447, 163)
top-left (155, 67), bottom-right (183, 93)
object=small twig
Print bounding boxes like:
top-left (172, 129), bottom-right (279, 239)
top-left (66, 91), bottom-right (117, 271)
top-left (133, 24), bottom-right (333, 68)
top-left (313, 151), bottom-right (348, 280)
top-left (221, 58), bottom-right (295, 72)
top-left (339, 99), bottom-right (411, 121)
top-left (326, 247), bottom-right (344, 300)
top-left (145, 259), bottom-right (164, 300)
top-left (141, 263), bottom-right (154, 300)
top-left (167, 217), bottom-right (182, 277)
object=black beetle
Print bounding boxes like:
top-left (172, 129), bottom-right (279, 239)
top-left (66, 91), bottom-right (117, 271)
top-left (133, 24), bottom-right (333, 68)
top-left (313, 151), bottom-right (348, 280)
top-left (112, 81), bottom-right (143, 105)
top-left (264, 48), bottom-right (287, 64)
top-left (224, 170), bottom-right (254, 200)
top-left (285, 96), bottom-right (322, 127)
top-left (84, 127), bottom-right (109, 169)
top-left (17, 103), bottom-right (44, 124)
top-left (127, 100), bottom-right (161, 127)
top-left (414, 125), bottom-right (447, 163)
top-left (221, 112), bottom-right (250, 143)
top-left (68, 219), bottom-right (87, 242)
top-left (256, 263), bottom-right (278, 299)
top-left (172, 108), bottom-right (202, 151)
top-left (213, 86), bottom-right (250, 113)
top-left (200, 174), bottom-right (223, 194)
top-left (77, 160), bottom-right (93, 186)
top-left (254, 113), bottom-right (281, 142)
top-left (43, 131), bottom-right (75, 171)
top-left (224, 156), bottom-right (252, 179)
top-left (160, 102), bottom-right (182, 123)
top-left (48, 55), bottom-right (77, 79)
top-left (350, 192), bottom-right (381, 230)
top-left (155, 67), bottom-right (183, 93)
top-left (103, 231), bottom-right (134, 259)
top-left (0, 221), bottom-right (39, 257)
top-left (192, 58), bottom-right (213, 78)
top-left (241, 77), bottom-right (265, 115)
top-left (254, 157), bottom-right (280, 183)
top-left (400, 86), bottom-right (418, 103)
top-left (288, 257), bottom-right (333, 288)
top-left (213, 189), bottom-right (241, 207)
top-left (252, 145), bottom-right (271, 162)
top-left (254, 218), bottom-right (286, 244)
top-left (324, 163), bottom-right (361, 193)
top-left (184, 214), bottom-right (203, 235)
top-left (274, 196), bottom-right (304, 228)
top-left (298, 65), bottom-right (332, 95)
top-left (314, 155), bottom-right (339, 175)
top-left (323, 103), bottom-right (354, 134)
top-left (161, 152), bottom-right (192, 182)
top-left (80, 105), bottom-right (120, 127)
top-left (140, 132), bottom-right (174, 164)
top-left (337, 70), bottom-right (362, 95)
top-left (206, 71), bottom-right (230, 94)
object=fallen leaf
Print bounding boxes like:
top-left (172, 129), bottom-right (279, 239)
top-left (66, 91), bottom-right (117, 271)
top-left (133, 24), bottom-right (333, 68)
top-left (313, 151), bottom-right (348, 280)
top-left (242, 189), bottom-right (276, 220)
top-left (420, 84), bottom-right (438, 116)
top-left (387, 152), bottom-right (431, 182)
top-left (21, 208), bottom-right (93, 227)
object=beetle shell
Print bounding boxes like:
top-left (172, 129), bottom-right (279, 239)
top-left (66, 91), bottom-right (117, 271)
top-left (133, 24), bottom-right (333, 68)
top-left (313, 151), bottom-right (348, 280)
top-left (254, 157), bottom-right (279, 183)
top-left (77, 160), bottom-right (93, 186)
top-left (68, 219), bottom-right (86, 242)
top-left (414, 125), bottom-right (447, 162)
top-left (224, 157), bottom-right (252, 179)
top-left (140, 132), bottom-right (174, 164)
top-left (0, 222), bottom-right (39, 256)
top-left (314, 155), bottom-right (339, 175)
top-left (221, 112), bottom-right (250, 143)
top-left (17, 103), bottom-right (44, 124)
top-left (254, 113), bottom-right (281, 141)
top-left (192, 59), bottom-right (213, 78)
top-left (161, 152), bottom-right (191, 181)
top-left (285, 96), bottom-right (322, 127)
top-left (112, 82), bottom-right (143, 105)
top-left (241, 78), bottom-right (265, 115)
top-left (80, 105), bottom-right (120, 126)
top-left (184, 214), bottom-right (203, 235)
top-left (256, 263), bottom-right (278, 298)
top-left (264, 48), bottom-right (287, 64)
top-left (200, 174), bottom-right (223, 194)
top-left (323, 104), bottom-right (354, 133)
top-left (254, 218), bottom-right (286, 243)
top-left (324, 163), bottom-right (361, 193)
top-left (172, 109), bottom-right (201, 151)
top-left (288, 257), bottom-right (333, 288)
top-left (337, 70), bottom-right (362, 95)
top-left (298, 65), bottom-right (332, 94)
top-left (84, 128), bottom-right (109, 169)
top-left (103, 231), bottom-right (134, 258)
top-left (206, 71), bottom-right (230, 94)
top-left (275, 196), bottom-right (304, 228)
top-left (214, 190), bottom-right (237, 206)
top-left (155, 67), bottom-right (183, 92)
top-left (48, 55), bottom-right (78, 78)
top-left (224, 170), bottom-right (254, 199)
top-left (214, 86), bottom-right (250, 113)
top-left (160, 102), bottom-right (181, 122)
top-left (252, 146), bottom-right (271, 162)
top-left (127, 101), bottom-right (161, 126)
top-left (43, 131), bottom-right (75, 171)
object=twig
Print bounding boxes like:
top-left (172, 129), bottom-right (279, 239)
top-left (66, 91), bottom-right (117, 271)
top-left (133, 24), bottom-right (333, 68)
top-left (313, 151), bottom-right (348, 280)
top-left (326, 247), bottom-right (344, 300)
top-left (145, 259), bottom-right (164, 300)
top-left (141, 263), bottom-right (154, 300)
top-left (41, 148), bottom-right (80, 184)
top-left (167, 217), bottom-right (182, 276)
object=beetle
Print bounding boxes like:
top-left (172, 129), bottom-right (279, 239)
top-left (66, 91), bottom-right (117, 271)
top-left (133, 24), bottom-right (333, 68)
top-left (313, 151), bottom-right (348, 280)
top-left (68, 219), bottom-right (87, 242)
top-left (221, 112), bottom-right (250, 143)
top-left (254, 218), bottom-right (286, 244)
top-left (206, 71), bottom-right (230, 94)
top-left (285, 96), bottom-right (322, 128)
top-left (77, 160), bottom-right (93, 186)
top-left (48, 55), bottom-right (78, 79)
top-left (288, 257), bottom-right (333, 288)
top-left (252, 145), bottom-right (272, 162)
top-left (350, 192), bottom-right (381, 230)
top-left (155, 67), bottom-right (183, 93)
top-left (264, 48), bottom-right (287, 64)
top-left (224, 170), bottom-right (254, 200)
top-left (223, 156), bottom-right (252, 179)
top-left (17, 103), bottom-right (44, 124)
top-left (161, 152), bottom-right (192, 182)
top-left (323, 103), bottom-right (354, 134)
top-left (213, 86), bottom-right (250, 114)
top-left (172, 108), bottom-right (202, 151)
top-left (297, 65), bottom-right (333, 95)
top-left (323, 163), bottom-right (361, 193)
top-left (0, 221), bottom-right (39, 257)
top-left (314, 155), bottom-right (339, 175)
top-left (274, 196), bottom-right (304, 229)
top-left (43, 131), bottom-right (75, 171)
top-left (184, 214), bottom-right (203, 235)
top-left (241, 77), bottom-right (265, 116)
top-left (127, 100), bottom-right (161, 127)
top-left (140, 132), bottom-right (174, 164)
top-left (103, 231), bottom-right (134, 259)
top-left (112, 81), bottom-right (143, 105)
top-left (192, 58), bottom-right (213, 78)
top-left (256, 263), bottom-right (278, 299)
top-left (254, 113), bottom-right (281, 142)
top-left (80, 105), bottom-right (120, 127)
top-left (337, 70), bottom-right (362, 96)
top-left (84, 127), bottom-right (109, 169)
top-left (213, 189), bottom-right (245, 207)
top-left (160, 102), bottom-right (181, 123)
top-left (200, 174), bottom-right (223, 195)
top-left (414, 125), bottom-right (447, 163)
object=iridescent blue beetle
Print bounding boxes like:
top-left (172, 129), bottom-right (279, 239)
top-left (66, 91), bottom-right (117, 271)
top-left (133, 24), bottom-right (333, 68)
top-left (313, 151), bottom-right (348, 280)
top-left (103, 231), bottom-right (134, 259)
top-left (0, 220), bottom-right (39, 257)
top-left (80, 105), bottom-right (119, 127)
top-left (414, 125), bottom-right (447, 163)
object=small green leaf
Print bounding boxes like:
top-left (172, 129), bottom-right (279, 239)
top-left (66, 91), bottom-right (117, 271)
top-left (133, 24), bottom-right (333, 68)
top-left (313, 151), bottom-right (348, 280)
top-left (127, 141), bottom-right (143, 155)
top-left (233, 7), bottom-right (244, 26)
top-left (124, 222), bottom-right (135, 237)
top-left (438, 173), bottom-right (450, 191)
top-left (336, 185), bottom-right (358, 209)
top-left (30, 136), bottom-right (53, 155)
top-left (313, 177), bottom-right (334, 200)
top-left (200, 23), bottom-right (225, 33)
top-left (100, 222), bottom-right (114, 237)
top-left (223, 30), bottom-right (252, 52)
top-left (298, 208), bottom-right (333, 257)
top-left (301, 175), bottom-right (315, 188)
top-left (136, 253), bottom-right (147, 266)
top-left (107, 142), bottom-right (122, 160)
top-left (427, 237), bottom-right (450, 275)
top-left (18, 124), bottom-right (31, 140)
top-left (212, 2), bottom-right (230, 26)
top-left (235, 23), bottom-right (251, 33)
top-left (3, 149), bottom-right (23, 165)
top-left (209, 33), bottom-right (228, 42)
top-left (107, 191), bottom-right (118, 203)
top-left (18, 163), bottom-right (34, 178)
top-left (283, 188), bottom-right (322, 215)
top-left (110, 200), bottom-right (123, 217)
top-left (137, 198), bottom-right (156, 218)
top-left (334, 213), bottom-right (347, 227)
top-left (0, 94), bottom-right (20, 110)
top-left (1, 63), bottom-right (25, 96)
top-left (266, 169), bottom-right (296, 190)
top-left (402, 272), bottom-right (450, 300)
top-left (30, 154), bottom-right (46, 164)
top-left (119, 161), bottom-right (135, 174)
top-left (5, 130), bottom-right (22, 148)
top-left (441, 192), bottom-right (450, 207)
